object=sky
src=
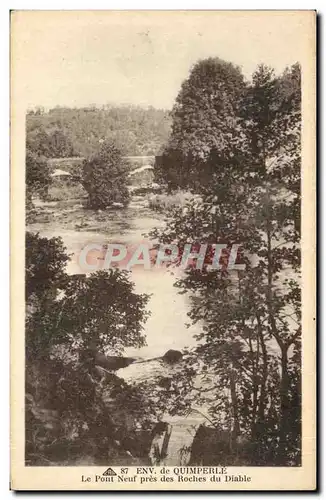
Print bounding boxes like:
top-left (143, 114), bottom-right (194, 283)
top-left (12, 11), bottom-right (313, 110)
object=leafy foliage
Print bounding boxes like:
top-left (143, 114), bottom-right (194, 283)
top-left (155, 58), bottom-right (246, 190)
top-left (25, 57), bottom-right (302, 466)
top-left (151, 62), bottom-right (301, 465)
top-left (26, 232), bottom-right (69, 300)
top-left (26, 150), bottom-right (51, 203)
top-left (25, 232), bottom-right (152, 465)
top-left (54, 270), bottom-right (149, 355)
top-left (26, 105), bottom-right (171, 158)
top-left (82, 141), bottom-right (130, 209)
top-left (27, 127), bottom-right (76, 158)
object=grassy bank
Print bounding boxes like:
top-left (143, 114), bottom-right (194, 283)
top-left (147, 191), bottom-right (193, 212)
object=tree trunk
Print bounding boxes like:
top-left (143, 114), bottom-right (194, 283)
top-left (278, 345), bottom-right (291, 464)
top-left (256, 313), bottom-right (268, 424)
top-left (229, 367), bottom-right (240, 451)
top-left (249, 314), bottom-right (269, 463)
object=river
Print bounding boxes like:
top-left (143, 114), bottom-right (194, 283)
top-left (29, 196), bottom-right (201, 363)
top-left (29, 196), bottom-right (208, 464)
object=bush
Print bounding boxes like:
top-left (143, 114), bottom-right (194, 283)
top-left (26, 150), bottom-right (51, 201)
top-left (82, 141), bottom-right (130, 209)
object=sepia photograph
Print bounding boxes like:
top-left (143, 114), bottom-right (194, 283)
top-left (10, 10), bottom-right (316, 490)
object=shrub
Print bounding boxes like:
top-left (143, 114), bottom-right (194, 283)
top-left (82, 141), bottom-right (130, 209)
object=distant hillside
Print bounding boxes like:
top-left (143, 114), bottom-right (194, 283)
top-left (26, 105), bottom-right (171, 158)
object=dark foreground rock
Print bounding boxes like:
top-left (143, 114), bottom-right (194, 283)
top-left (162, 349), bottom-right (183, 364)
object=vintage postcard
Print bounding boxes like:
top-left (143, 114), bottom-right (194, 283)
top-left (10, 10), bottom-right (316, 491)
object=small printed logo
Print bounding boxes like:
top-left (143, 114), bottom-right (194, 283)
top-left (102, 467), bottom-right (117, 476)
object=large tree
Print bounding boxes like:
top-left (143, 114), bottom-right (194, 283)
top-left (25, 232), bottom-right (149, 360)
top-left (240, 63), bottom-right (301, 463)
top-left (156, 57), bottom-right (246, 190)
top-left (151, 62), bottom-right (301, 465)
top-left (25, 233), bottom-right (152, 465)
top-left (82, 140), bottom-right (130, 209)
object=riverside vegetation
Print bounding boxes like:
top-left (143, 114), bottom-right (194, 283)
top-left (26, 57), bottom-right (301, 466)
